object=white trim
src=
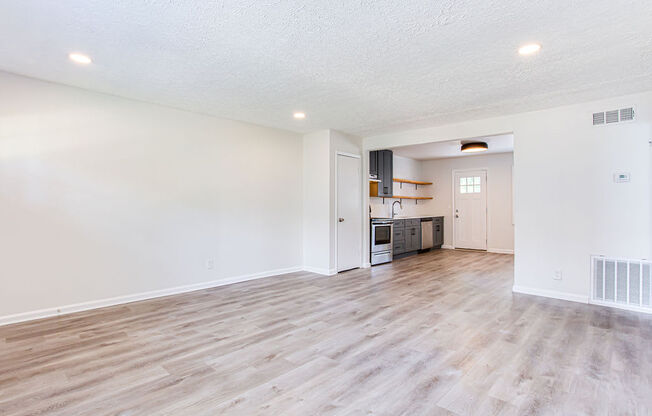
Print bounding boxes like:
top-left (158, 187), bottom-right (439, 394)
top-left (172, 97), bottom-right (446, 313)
top-left (362, 262), bottom-right (372, 268)
top-left (441, 244), bottom-right (454, 250)
top-left (451, 168), bottom-right (488, 250)
top-left (512, 285), bottom-right (589, 304)
top-left (589, 299), bottom-right (652, 315)
top-left (335, 152), bottom-right (363, 273)
top-left (336, 150), bottom-right (361, 159)
top-left (303, 266), bottom-right (338, 276)
top-left (0, 266), bottom-right (303, 327)
top-left (488, 248), bottom-right (514, 254)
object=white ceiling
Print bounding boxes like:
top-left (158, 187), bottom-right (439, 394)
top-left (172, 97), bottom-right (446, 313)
top-left (1, 1), bottom-right (651, 136)
top-left (392, 134), bottom-right (514, 160)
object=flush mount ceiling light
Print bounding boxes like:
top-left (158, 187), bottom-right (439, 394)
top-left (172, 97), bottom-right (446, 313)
top-left (69, 52), bottom-right (92, 64)
top-left (461, 142), bottom-right (488, 153)
top-left (518, 43), bottom-right (541, 56)
top-left (293, 112), bottom-right (306, 119)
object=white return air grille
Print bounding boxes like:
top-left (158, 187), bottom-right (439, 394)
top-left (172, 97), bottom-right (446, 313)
top-left (591, 256), bottom-right (652, 313)
top-left (592, 107), bottom-right (635, 125)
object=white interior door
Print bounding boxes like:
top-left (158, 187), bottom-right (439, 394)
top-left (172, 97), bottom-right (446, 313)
top-left (337, 154), bottom-right (362, 272)
top-left (454, 170), bottom-right (487, 250)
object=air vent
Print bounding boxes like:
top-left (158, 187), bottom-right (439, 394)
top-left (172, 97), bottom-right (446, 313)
top-left (592, 256), bottom-right (652, 313)
top-left (592, 112), bottom-right (605, 125)
top-left (620, 107), bottom-right (635, 121)
top-left (592, 107), bottom-right (635, 126)
top-left (605, 110), bottom-right (619, 124)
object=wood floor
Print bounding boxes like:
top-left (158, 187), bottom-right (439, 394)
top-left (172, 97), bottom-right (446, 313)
top-left (1, 250), bottom-right (652, 416)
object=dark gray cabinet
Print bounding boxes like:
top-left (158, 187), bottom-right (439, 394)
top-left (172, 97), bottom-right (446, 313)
top-left (405, 224), bottom-right (421, 252)
top-left (369, 151), bottom-right (378, 179)
top-left (393, 219), bottom-right (405, 255)
top-left (433, 217), bottom-right (444, 248)
top-left (372, 149), bottom-right (393, 197)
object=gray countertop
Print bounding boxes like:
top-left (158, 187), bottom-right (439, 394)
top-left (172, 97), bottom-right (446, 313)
top-left (371, 215), bottom-right (443, 220)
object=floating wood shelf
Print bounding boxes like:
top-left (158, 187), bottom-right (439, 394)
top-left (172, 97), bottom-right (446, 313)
top-left (393, 178), bottom-right (432, 186)
top-left (391, 196), bottom-right (433, 200)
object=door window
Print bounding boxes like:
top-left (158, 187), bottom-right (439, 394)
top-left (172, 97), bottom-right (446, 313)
top-left (459, 176), bottom-right (481, 194)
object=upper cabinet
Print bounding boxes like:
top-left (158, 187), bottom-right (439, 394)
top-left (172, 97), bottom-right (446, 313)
top-left (370, 150), bottom-right (393, 197)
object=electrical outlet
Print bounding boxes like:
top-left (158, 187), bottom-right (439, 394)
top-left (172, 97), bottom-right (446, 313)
top-left (206, 258), bottom-right (214, 270)
top-left (553, 270), bottom-right (562, 280)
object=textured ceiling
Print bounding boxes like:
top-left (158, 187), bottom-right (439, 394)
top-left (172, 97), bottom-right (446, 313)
top-left (1, 1), bottom-right (651, 136)
top-left (393, 134), bottom-right (514, 160)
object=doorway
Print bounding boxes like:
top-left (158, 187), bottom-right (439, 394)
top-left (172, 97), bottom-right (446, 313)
top-left (337, 153), bottom-right (362, 272)
top-left (453, 169), bottom-right (488, 250)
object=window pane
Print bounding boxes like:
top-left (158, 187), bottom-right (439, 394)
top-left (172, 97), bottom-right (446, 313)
top-left (474, 185), bottom-right (481, 193)
top-left (460, 177), bottom-right (466, 185)
top-left (474, 176), bottom-right (481, 185)
top-left (460, 186), bottom-right (466, 193)
top-left (467, 185), bottom-right (474, 193)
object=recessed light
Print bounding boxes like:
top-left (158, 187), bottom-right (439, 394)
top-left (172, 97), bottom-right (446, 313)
top-left (518, 43), bottom-right (541, 56)
top-left (293, 112), bottom-right (306, 119)
top-left (69, 52), bottom-right (92, 65)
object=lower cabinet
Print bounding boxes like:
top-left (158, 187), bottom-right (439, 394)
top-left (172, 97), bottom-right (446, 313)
top-left (393, 217), bottom-right (444, 259)
top-left (433, 217), bottom-right (444, 248)
top-left (393, 219), bottom-right (421, 258)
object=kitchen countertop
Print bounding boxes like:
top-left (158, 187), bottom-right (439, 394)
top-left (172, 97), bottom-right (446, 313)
top-left (371, 215), bottom-right (443, 220)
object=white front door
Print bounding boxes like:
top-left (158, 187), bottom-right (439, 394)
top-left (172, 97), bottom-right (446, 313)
top-left (454, 170), bottom-right (487, 250)
top-left (337, 154), bottom-right (361, 272)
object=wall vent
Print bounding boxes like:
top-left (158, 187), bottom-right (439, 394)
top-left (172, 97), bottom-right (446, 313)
top-left (620, 107), bottom-right (635, 121)
top-left (592, 112), bottom-right (605, 125)
top-left (591, 256), bottom-right (652, 313)
top-left (592, 108), bottom-right (635, 126)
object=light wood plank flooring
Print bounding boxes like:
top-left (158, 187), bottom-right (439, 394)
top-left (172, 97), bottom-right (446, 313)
top-left (1, 249), bottom-right (652, 415)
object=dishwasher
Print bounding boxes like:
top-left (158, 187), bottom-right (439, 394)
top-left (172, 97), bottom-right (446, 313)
top-left (420, 218), bottom-right (433, 250)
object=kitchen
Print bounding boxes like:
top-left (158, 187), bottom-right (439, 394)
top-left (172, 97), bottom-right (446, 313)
top-left (368, 136), bottom-right (515, 266)
top-left (369, 149), bottom-right (444, 265)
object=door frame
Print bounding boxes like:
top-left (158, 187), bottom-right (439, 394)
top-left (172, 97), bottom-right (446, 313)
top-left (335, 151), bottom-right (363, 273)
top-left (451, 168), bottom-right (488, 250)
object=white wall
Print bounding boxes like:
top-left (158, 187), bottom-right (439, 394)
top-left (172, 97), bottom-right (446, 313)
top-left (303, 129), bottom-right (362, 274)
top-left (364, 91), bottom-right (652, 303)
top-left (420, 153), bottom-right (514, 252)
top-left (302, 130), bottom-right (331, 274)
top-left (0, 72), bottom-right (304, 322)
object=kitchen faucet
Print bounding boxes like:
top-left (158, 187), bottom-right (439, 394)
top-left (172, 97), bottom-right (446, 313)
top-left (391, 200), bottom-right (402, 218)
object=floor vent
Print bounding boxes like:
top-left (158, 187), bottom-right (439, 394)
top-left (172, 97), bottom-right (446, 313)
top-left (592, 107), bottom-right (635, 125)
top-left (591, 256), bottom-right (652, 313)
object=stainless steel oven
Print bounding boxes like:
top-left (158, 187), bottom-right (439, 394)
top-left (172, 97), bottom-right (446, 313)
top-left (371, 219), bottom-right (393, 265)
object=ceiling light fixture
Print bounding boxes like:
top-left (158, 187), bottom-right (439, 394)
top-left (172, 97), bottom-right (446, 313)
top-left (69, 52), bottom-right (92, 65)
top-left (518, 43), bottom-right (541, 56)
top-left (293, 112), bottom-right (306, 119)
top-left (461, 142), bottom-right (488, 153)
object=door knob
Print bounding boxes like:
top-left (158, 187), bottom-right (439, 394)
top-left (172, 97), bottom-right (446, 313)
top-left (455, 214), bottom-right (459, 218)
top-left (339, 218), bottom-right (344, 222)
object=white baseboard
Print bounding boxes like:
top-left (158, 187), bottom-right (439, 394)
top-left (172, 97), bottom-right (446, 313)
top-left (589, 299), bottom-right (652, 315)
top-left (441, 244), bottom-right (454, 250)
top-left (362, 262), bottom-right (371, 268)
top-left (512, 285), bottom-right (589, 304)
top-left (302, 266), bottom-right (337, 276)
top-left (0, 266), bottom-right (303, 327)
top-left (488, 248), bottom-right (514, 254)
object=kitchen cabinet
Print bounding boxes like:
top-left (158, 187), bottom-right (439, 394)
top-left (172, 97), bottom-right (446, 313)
top-left (391, 216), bottom-right (443, 260)
top-left (433, 217), bottom-right (444, 248)
top-left (405, 224), bottom-right (421, 252)
top-left (369, 151), bottom-right (378, 180)
top-left (393, 219), bottom-right (405, 255)
top-left (372, 149), bottom-right (393, 197)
